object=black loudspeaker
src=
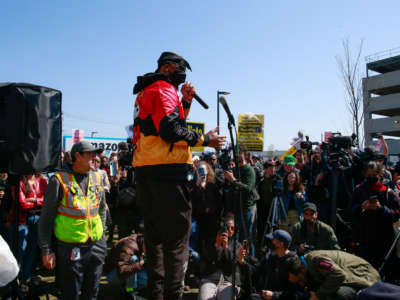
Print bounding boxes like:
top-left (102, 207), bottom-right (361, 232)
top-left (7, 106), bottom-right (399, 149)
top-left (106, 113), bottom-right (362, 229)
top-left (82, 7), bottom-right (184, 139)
top-left (0, 82), bottom-right (62, 174)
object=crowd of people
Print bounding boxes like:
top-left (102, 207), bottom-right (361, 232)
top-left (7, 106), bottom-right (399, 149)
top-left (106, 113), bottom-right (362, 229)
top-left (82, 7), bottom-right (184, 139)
top-left (1, 51), bottom-right (400, 300)
top-left (1, 137), bottom-right (400, 299)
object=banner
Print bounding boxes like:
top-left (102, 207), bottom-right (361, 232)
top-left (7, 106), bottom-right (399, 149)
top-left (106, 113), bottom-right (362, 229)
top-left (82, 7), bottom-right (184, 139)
top-left (324, 131), bottom-right (334, 142)
top-left (72, 129), bottom-right (84, 145)
top-left (187, 122), bottom-right (205, 152)
top-left (238, 114), bottom-right (264, 152)
top-left (63, 136), bottom-right (126, 156)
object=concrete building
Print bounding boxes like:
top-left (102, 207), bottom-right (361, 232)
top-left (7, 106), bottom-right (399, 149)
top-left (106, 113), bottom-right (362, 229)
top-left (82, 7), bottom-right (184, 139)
top-left (363, 48), bottom-right (400, 155)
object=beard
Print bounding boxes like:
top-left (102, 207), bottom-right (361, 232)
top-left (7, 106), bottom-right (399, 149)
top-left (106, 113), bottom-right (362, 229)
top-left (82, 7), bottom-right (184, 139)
top-left (304, 219), bottom-right (316, 227)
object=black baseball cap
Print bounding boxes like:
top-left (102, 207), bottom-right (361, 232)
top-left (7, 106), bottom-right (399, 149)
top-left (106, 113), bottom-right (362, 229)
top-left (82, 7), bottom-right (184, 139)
top-left (303, 202), bottom-right (317, 212)
top-left (156, 52), bottom-right (192, 72)
top-left (263, 160), bottom-right (276, 168)
top-left (70, 141), bottom-right (102, 158)
top-left (265, 230), bottom-right (292, 247)
top-left (118, 141), bottom-right (129, 152)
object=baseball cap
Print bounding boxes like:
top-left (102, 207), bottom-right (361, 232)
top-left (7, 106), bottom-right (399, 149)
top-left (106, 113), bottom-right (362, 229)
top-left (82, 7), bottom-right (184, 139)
top-left (303, 202), bottom-right (317, 213)
top-left (263, 160), bottom-right (276, 168)
top-left (156, 52), bottom-right (192, 72)
top-left (118, 141), bottom-right (129, 152)
top-left (283, 155), bottom-right (296, 166)
top-left (70, 141), bottom-right (102, 159)
top-left (265, 229), bottom-right (292, 247)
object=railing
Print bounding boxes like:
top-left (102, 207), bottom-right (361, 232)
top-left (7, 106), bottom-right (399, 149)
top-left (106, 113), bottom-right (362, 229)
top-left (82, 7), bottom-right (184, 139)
top-left (365, 46), bottom-right (400, 63)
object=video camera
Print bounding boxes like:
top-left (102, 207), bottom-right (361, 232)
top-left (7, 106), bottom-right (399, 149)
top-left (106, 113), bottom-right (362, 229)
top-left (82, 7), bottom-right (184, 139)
top-left (300, 136), bottom-right (320, 151)
top-left (218, 148), bottom-right (232, 171)
top-left (358, 147), bottom-right (386, 163)
top-left (320, 133), bottom-right (355, 171)
top-left (272, 177), bottom-right (283, 196)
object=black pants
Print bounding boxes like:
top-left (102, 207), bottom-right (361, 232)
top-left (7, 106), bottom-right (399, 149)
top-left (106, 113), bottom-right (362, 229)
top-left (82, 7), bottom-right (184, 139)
top-left (56, 239), bottom-right (106, 300)
top-left (137, 177), bottom-right (192, 300)
top-left (248, 286), bottom-right (356, 300)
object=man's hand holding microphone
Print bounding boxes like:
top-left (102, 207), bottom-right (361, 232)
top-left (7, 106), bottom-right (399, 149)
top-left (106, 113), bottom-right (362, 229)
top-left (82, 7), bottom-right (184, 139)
top-left (181, 82), bottom-right (226, 150)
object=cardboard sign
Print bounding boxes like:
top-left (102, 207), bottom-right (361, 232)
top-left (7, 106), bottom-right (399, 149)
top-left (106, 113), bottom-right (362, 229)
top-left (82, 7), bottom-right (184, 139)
top-left (187, 122), bottom-right (205, 152)
top-left (238, 114), bottom-right (264, 152)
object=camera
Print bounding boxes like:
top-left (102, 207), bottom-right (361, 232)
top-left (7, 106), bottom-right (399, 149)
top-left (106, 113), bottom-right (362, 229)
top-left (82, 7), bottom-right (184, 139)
top-left (218, 221), bottom-right (228, 234)
top-left (300, 136), bottom-right (319, 151)
top-left (358, 147), bottom-right (386, 163)
top-left (218, 148), bottom-right (232, 171)
top-left (272, 177), bottom-right (283, 196)
top-left (321, 133), bottom-right (355, 171)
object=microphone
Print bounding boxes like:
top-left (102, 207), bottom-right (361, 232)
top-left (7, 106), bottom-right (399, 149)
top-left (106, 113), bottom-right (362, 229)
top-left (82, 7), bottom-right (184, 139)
top-left (219, 96), bottom-right (235, 125)
top-left (193, 93), bottom-right (209, 109)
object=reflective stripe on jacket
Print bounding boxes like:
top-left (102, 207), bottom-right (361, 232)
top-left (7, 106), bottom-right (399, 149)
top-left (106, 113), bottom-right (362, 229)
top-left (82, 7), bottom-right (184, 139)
top-left (53, 171), bottom-right (103, 243)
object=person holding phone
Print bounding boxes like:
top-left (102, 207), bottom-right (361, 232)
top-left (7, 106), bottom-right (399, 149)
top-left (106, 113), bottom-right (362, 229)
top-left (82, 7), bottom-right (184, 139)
top-left (351, 161), bottom-right (400, 283)
top-left (239, 230), bottom-right (299, 300)
top-left (198, 214), bottom-right (242, 300)
top-left (191, 161), bottom-right (223, 257)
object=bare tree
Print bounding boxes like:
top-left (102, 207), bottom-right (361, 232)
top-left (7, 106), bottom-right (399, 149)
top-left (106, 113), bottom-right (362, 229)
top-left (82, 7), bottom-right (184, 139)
top-left (336, 38), bottom-right (365, 148)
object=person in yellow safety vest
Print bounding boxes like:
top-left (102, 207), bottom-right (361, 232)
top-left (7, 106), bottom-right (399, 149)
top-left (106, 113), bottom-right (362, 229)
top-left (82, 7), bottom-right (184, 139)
top-left (38, 141), bottom-right (108, 300)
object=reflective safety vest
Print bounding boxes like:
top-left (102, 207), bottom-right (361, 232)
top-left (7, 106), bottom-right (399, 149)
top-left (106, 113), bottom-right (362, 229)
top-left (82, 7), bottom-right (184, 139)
top-left (53, 171), bottom-right (104, 243)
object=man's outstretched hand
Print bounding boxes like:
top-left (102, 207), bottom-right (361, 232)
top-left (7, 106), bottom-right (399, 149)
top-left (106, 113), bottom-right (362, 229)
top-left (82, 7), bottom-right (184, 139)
top-left (206, 127), bottom-right (226, 150)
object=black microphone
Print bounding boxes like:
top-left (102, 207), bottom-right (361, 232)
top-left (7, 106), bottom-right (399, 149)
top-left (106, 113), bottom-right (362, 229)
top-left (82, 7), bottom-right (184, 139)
top-left (219, 96), bottom-right (235, 125)
top-left (193, 93), bottom-right (209, 109)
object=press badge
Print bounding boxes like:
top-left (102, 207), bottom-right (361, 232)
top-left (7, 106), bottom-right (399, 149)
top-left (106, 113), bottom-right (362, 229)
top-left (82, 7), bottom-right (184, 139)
top-left (70, 247), bottom-right (81, 261)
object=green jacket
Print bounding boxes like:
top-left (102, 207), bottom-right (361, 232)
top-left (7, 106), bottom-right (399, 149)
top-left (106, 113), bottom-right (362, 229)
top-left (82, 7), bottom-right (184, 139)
top-left (236, 164), bottom-right (256, 208)
top-left (305, 250), bottom-right (380, 300)
top-left (291, 220), bottom-right (341, 252)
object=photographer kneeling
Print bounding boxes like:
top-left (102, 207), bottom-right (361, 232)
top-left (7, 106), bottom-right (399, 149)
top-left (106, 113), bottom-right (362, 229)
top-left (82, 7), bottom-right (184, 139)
top-left (104, 232), bottom-right (147, 297)
top-left (198, 214), bottom-right (242, 300)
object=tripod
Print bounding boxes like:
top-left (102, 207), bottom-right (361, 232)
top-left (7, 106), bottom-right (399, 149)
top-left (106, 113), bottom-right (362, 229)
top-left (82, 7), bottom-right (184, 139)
top-left (260, 194), bottom-right (287, 249)
top-left (378, 225), bottom-right (400, 279)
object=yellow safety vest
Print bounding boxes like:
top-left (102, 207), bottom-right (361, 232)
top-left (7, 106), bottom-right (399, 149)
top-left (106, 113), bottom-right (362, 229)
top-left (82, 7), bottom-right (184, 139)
top-left (53, 171), bottom-right (103, 243)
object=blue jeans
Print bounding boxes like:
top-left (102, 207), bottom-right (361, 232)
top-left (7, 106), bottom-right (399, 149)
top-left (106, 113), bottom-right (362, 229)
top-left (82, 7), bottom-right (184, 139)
top-left (8, 214), bottom-right (40, 281)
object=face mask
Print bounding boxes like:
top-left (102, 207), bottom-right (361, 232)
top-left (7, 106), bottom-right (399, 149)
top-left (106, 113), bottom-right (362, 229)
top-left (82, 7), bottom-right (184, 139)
top-left (198, 167), bottom-right (208, 179)
top-left (366, 176), bottom-right (379, 185)
top-left (170, 70), bottom-right (186, 87)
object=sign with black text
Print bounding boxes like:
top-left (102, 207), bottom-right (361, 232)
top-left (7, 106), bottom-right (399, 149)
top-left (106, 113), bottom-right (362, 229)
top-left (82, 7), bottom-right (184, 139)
top-left (63, 136), bottom-right (126, 156)
top-left (187, 121), bottom-right (205, 152)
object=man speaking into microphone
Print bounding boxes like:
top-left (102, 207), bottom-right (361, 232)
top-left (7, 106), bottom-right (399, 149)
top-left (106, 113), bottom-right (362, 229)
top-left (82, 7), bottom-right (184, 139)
top-left (132, 51), bottom-right (226, 300)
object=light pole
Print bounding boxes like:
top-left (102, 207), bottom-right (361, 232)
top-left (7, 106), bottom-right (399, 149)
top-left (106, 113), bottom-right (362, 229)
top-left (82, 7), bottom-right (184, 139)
top-left (217, 90), bottom-right (230, 134)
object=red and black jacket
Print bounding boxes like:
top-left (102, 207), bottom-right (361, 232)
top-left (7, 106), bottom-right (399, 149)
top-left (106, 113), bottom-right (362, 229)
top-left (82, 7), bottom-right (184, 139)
top-left (132, 73), bottom-right (207, 181)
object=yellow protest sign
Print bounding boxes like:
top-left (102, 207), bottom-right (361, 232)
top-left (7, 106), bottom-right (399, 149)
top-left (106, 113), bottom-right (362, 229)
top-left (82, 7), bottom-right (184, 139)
top-left (280, 146), bottom-right (297, 161)
top-left (238, 114), bottom-right (264, 152)
top-left (187, 121), bottom-right (205, 152)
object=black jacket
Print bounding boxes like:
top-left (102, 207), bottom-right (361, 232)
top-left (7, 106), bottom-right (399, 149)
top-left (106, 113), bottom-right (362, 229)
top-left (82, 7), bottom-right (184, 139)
top-left (351, 181), bottom-right (400, 248)
top-left (201, 238), bottom-right (242, 286)
top-left (242, 251), bottom-right (297, 297)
